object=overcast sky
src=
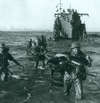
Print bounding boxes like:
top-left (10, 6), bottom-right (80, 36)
top-left (0, 0), bottom-right (99, 31)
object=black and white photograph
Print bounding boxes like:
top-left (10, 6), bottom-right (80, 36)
top-left (0, 0), bottom-right (100, 103)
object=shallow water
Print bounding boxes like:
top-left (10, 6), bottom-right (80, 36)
top-left (0, 31), bottom-right (100, 103)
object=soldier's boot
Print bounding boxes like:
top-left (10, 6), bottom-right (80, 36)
top-left (35, 60), bottom-right (39, 68)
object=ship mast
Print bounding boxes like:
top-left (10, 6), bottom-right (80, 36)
top-left (59, 0), bottom-right (62, 13)
top-left (55, 0), bottom-right (63, 14)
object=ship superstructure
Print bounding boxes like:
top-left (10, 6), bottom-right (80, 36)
top-left (53, 1), bottom-right (89, 40)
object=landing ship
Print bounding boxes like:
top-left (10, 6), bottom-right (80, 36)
top-left (53, 1), bottom-right (89, 40)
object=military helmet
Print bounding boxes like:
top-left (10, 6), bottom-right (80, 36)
top-left (71, 42), bottom-right (81, 49)
top-left (2, 47), bottom-right (9, 53)
top-left (1, 43), bottom-right (6, 48)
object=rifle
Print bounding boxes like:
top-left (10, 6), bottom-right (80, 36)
top-left (8, 69), bottom-right (20, 79)
top-left (69, 60), bottom-right (97, 78)
top-left (8, 69), bottom-right (14, 75)
top-left (87, 72), bottom-right (97, 78)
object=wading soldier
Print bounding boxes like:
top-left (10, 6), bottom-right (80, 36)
top-left (0, 43), bottom-right (24, 81)
top-left (26, 39), bottom-right (32, 55)
top-left (34, 43), bottom-right (48, 68)
top-left (64, 42), bottom-right (92, 99)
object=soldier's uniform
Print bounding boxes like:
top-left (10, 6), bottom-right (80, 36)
top-left (0, 43), bottom-right (23, 81)
top-left (0, 47), bottom-right (14, 81)
top-left (38, 35), bottom-right (47, 49)
top-left (26, 39), bottom-right (32, 55)
top-left (64, 42), bottom-right (91, 99)
top-left (34, 45), bottom-right (48, 68)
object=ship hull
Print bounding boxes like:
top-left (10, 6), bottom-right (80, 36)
top-left (53, 10), bottom-right (87, 40)
top-left (60, 13), bottom-right (73, 38)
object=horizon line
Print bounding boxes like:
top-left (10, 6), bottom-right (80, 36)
top-left (0, 30), bottom-right (100, 33)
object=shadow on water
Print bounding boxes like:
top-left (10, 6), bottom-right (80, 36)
top-left (51, 78), bottom-right (64, 87)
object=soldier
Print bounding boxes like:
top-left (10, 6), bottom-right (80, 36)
top-left (64, 42), bottom-right (92, 99)
top-left (0, 43), bottom-right (24, 81)
top-left (34, 36), bottom-right (39, 46)
top-left (34, 44), bottom-right (48, 68)
top-left (38, 35), bottom-right (47, 49)
top-left (26, 39), bottom-right (32, 55)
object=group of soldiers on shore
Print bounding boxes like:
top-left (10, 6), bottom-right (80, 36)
top-left (0, 35), bottom-right (93, 100)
